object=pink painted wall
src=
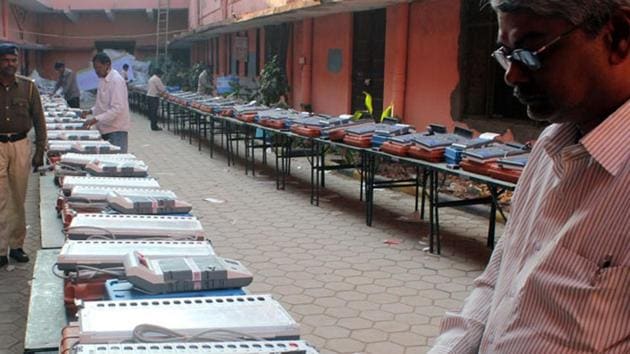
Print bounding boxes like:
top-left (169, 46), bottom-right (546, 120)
top-left (228, 0), bottom-right (270, 20)
top-left (5, 3), bottom-right (39, 44)
top-left (310, 13), bottom-right (352, 115)
top-left (383, 3), bottom-right (408, 121)
top-left (197, 0), bottom-right (224, 26)
top-left (38, 12), bottom-right (187, 50)
top-left (43, 0), bottom-right (188, 10)
top-left (39, 49), bottom-right (94, 80)
top-left (189, 0), bottom-right (199, 29)
top-left (194, 0), bottom-right (304, 29)
top-left (404, 0), bottom-right (461, 130)
top-left (33, 11), bottom-right (187, 79)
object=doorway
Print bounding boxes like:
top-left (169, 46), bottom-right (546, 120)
top-left (351, 8), bottom-right (386, 118)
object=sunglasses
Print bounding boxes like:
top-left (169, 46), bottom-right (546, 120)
top-left (492, 25), bottom-right (580, 71)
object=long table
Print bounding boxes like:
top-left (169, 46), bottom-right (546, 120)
top-left (129, 91), bottom-right (517, 253)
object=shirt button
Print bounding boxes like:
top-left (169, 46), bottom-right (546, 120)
top-left (534, 242), bottom-right (541, 251)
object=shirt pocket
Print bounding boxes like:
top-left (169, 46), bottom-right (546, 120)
top-left (521, 245), bottom-right (629, 352)
top-left (11, 98), bottom-right (29, 121)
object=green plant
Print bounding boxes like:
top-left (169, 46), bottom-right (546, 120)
top-left (257, 55), bottom-right (289, 106)
top-left (352, 91), bottom-right (374, 121)
top-left (149, 56), bottom-right (194, 90)
top-left (381, 103), bottom-right (394, 122)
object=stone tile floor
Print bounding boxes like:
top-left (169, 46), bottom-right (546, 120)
top-left (0, 112), bottom-right (503, 354)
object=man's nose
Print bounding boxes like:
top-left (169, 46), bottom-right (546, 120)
top-left (504, 61), bottom-right (530, 87)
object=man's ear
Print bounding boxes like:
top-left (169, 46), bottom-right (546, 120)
top-left (608, 6), bottom-right (630, 64)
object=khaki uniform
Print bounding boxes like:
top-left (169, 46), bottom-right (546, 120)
top-left (0, 75), bottom-right (46, 255)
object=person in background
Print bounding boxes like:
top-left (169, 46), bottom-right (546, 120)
top-left (146, 68), bottom-right (165, 131)
top-left (81, 52), bottom-right (131, 152)
top-left (430, 1), bottom-right (629, 353)
top-left (121, 63), bottom-right (130, 83)
top-left (0, 43), bottom-right (46, 266)
top-left (53, 61), bottom-right (80, 108)
top-left (197, 65), bottom-right (214, 95)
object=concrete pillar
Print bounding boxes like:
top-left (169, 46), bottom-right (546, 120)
top-left (386, 3), bottom-right (409, 119)
top-left (300, 18), bottom-right (313, 110)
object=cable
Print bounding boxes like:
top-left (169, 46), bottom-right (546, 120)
top-left (51, 262), bottom-right (69, 280)
top-left (131, 324), bottom-right (266, 343)
top-left (52, 262), bottom-right (125, 281)
top-left (60, 336), bottom-right (80, 354)
top-left (56, 163), bottom-right (84, 173)
top-left (75, 265), bottom-right (125, 279)
top-left (66, 225), bottom-right (116, 240)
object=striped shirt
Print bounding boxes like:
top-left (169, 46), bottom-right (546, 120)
top-left (430, 99), bottom-right (630, 354)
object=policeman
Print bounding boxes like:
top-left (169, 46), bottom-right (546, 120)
top-left (0, 43), bottom-right (46, 266)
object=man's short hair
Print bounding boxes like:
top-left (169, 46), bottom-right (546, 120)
top-left (122, 64), bottom-right (129, 70)
top-left (92, 52), bottom-right (112, 65)
top-left (154, 68), bottom-right (163, 76)
top-left (0, 43), bottom-right (18, 56)
top-left (487, 0), bottom-right (630, 34)
top-left (54, 62), bottom-right (65, 70)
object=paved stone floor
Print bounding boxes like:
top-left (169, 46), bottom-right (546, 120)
top-left (0, 111), bottom-right (505, 354)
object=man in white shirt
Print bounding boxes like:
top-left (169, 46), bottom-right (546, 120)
top-left (197, 65), bottom-right (214, 95)
top-left (146, 68), bottom-right (166, 131)
top-left (81, 52), bottom-right (131, 152)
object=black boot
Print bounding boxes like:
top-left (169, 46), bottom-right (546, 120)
top-left (9, 248), bottom-right (29, 263)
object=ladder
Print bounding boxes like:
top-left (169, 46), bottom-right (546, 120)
top-left (155, 0), bottom-right (170, 65)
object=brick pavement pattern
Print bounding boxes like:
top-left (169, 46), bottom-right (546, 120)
top-left (1, 112), bottom-right (504, 354)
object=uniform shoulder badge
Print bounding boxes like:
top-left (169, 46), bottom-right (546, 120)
top-left (16, 74), bottom-right (35, 83)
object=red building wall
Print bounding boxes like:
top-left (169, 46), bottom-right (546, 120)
top-left (187, 1), bottom-right (464, 126)
top-left (35, 11), bottom-right (188, 80)
top-left (404, 0), bottom-right (461, 130)
top-left (310, 13), bottom-right (353, 115)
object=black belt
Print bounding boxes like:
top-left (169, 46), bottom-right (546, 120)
top-left (0, 132), bottom-right (27, 143)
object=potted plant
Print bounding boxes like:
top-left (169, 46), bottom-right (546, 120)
top-left (257, 55), bottom-right (289, 106)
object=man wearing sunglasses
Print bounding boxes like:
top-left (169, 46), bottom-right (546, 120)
top-left (430, 1), bottom-right (629, 353)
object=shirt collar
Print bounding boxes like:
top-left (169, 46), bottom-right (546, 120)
top-left (580, 99), bottom-right (630, 176)
top-left (541, 99), bottom-right (629, 176)
top-left (542, 122), bottom-right (580, 159)
top-left (0, 76), bottom-right (20, 88)
top-left (103, 69), bottom-right (114, 82)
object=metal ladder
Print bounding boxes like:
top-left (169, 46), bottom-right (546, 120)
top-left (155, 0), bottom-right (170, 64)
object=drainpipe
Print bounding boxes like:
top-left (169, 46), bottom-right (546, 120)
top-left (300, 18), bottom-right (313, 111)
top-left (2, 0), bottom-right (8, 39)
top-left (391, 3), bottom-right (409, 119)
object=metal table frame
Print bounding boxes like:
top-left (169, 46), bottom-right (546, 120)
top-left (132, 93), bottom-right (518, 254)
